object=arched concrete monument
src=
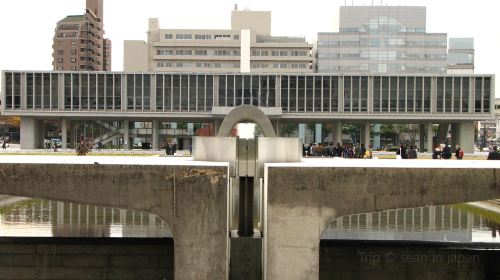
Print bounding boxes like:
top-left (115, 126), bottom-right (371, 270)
top-left (217, 105), bottom-right (277, 137)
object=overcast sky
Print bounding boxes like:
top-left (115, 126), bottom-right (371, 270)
top-left (0, 0), bottom-right (498, 94)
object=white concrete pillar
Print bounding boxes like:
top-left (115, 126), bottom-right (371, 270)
top-left (450, 123), bottom-right (459, 152)
top-left (419, 124), bottom-right (425, 152)
top-left (273, 120), bottom-right (280, 137)
top-left (20, 117), bottom-right (41, 149)
top-left (372, 124), bottom-right (381, 149)
top-left (212, 120), bottom-right (221, 136)
top-left (427, 122), bottom-right (434, 153)
top-left (61, 118), bottom-right (68, 149)
top-left (361, 123), bottom-right (371, 148)
top-left (298, 124), bottom-right (306, 143)
top-left (458, 121), bottom-right (475, 153)
top-left (240, 30), bottom-right (251, 73)
top-left (315, 124), bottom-right (322, 144)
top-left (123, 120), bottom-right (130, 150)
top-left (152, 119), bottom-right (159, 150)
top-left (333, 121), bottom-right (343, 145)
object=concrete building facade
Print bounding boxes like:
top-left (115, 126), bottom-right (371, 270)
top-left (1, 70), bottom-right (494, 153)
top-left (124, 10), bottom-right (312, 73)
top-left (52, 0), bottom-right (111, 71)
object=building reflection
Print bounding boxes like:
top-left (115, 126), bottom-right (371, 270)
top-left (0, 199), bottom-right (171, 238)
top-left (324, 205), bottom-right (500, 243)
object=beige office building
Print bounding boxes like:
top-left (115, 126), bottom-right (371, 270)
top-left (124, 9), bottom-right (313, 73)
top-left (52, 0), bottom-right (111, 71)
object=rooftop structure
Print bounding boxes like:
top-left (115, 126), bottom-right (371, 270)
top-left (448, 38), bottom-right (475, 74)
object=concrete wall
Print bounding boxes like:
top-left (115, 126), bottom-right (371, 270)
top-left (123, 40), bottom-right (148, 71)
top-left (264, 164), bottom-right (500, 280)
top-left (0, 237), bottom-right (172, 280)
top-left (0, 162), bottom-right (229, 280)
top-left (320, 240), bottom-right (500, 280)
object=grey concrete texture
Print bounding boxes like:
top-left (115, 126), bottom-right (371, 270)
top-left (217, 105), bottom-right (277, 137)
top-left (0, 163), bottom-right (229, 280)
top-left (0, 237), bottom-right (173, 280)
top-left (319, 242), bottom-right (500, 280)
top-left (230, 237), bottom-right (262, 280)
top-left (265, 166), bottom-right (500, 280)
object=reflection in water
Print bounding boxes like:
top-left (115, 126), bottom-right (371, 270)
top-left (0, 199), bottom-right (171, 238)
top-left (324, 205), bottom-right (500, 243)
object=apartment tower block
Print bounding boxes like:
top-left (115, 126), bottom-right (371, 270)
top-left (52, 0), bottom-right (111, 71)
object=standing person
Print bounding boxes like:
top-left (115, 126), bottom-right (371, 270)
top-left (408, 145), bottom-right (417, 159)
top-left (442, 143), bottom-right (452, 159)
top-left (364, 144), bottom-right (373, 159)
top-left (396, 144), bottom-right (407, 159)
top-left (432, 144), bottom-right (442, 159)
top-left (455, 145), bottom-right (464, 160)
top-left (165, 143), bottom-right (171, 155)
top-left (360, 144), bottom-right (366, 159)
top-left (1, 141), bottom-right (6, 150)
top-left (337, 143), bottom-right (343, 157)
top-left (487, 146), bottom-right (500, 160)
top-left (171, 142), bottom-right (177, 155)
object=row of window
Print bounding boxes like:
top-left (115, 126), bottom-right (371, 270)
top-left (318, 64), bottom-right (446, 74)
top-left (3, 73), bottom-right (492, 115)
top-left (156, 62), bottom-right (240, 69)
top-left (318, 51), bottom-right (447, 60)
top-left (252, 50), bottom-right (309, 57)
top-left (318, 40), bottom-right (446, 48)
top-left (157, 49), bottom-right (241, 56)
top-left (339, 27), bottom-right (426, 33)
top-left (164, 33), bottom-right (239, 40)
top-left (251, 63), bottom-right (308, 69)
top-left (155, 61), bottom-right (308, 69)
top-left (155, 49), bottom-right (309, 57)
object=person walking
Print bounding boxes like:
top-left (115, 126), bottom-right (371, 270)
top-left (1, 141), bottom-right (6, 150)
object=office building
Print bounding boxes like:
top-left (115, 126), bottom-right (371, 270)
top-left (52, 0), bottom-right (112, 71)
top-left (124, 9), bottom-right (313, 73)
top-left (316, 6), bottom-right (447, 74)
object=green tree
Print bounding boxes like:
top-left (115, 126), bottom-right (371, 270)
top-left (342, 124), bottom-right (360, 144)
top-left (280, 123), bottom-right (297, 137)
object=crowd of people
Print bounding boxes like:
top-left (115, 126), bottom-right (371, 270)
top-left (303, 143), bottom-right (373, 159)
top-left (431, 144), bottom-right (464, 160)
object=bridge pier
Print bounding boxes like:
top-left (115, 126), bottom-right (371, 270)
top-left (264, 164), bottom-right (500, 280)
top-left (0, 161), bottom-right (230, 280)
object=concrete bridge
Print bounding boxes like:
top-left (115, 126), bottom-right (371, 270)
top-left (1, 156), bottom-right (500, 279)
